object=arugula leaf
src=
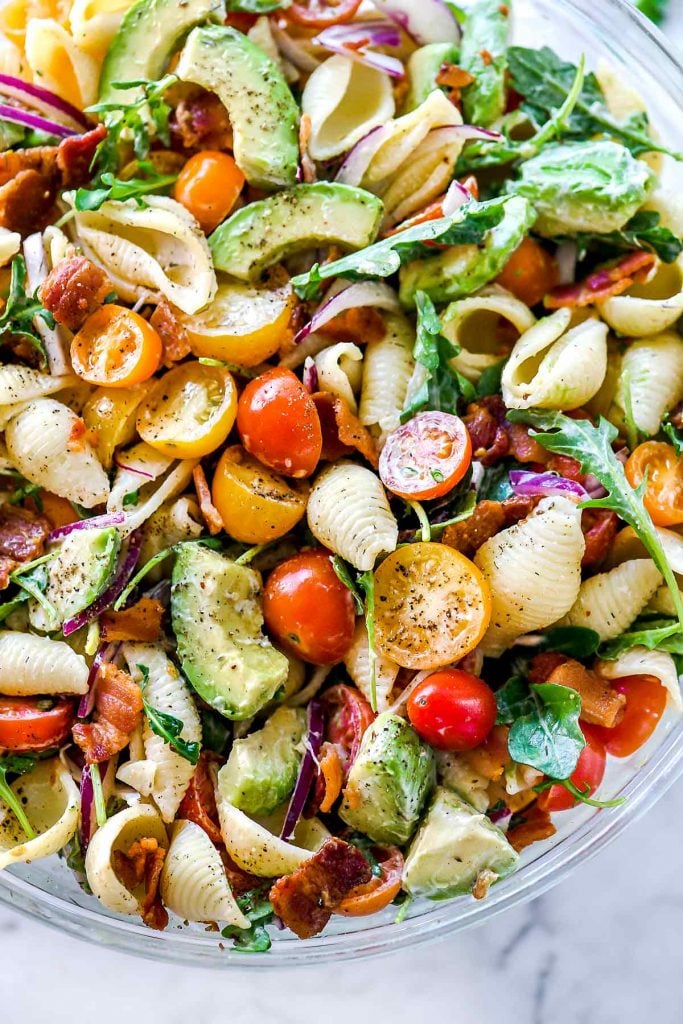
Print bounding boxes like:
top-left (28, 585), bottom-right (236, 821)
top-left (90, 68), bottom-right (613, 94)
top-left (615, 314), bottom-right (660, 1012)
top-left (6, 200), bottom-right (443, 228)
top-left (74, 162), bottom-right (178, 212)
top-left (291, 199), bottom-right (507, 300)
top-left (635, 0), bottom-right (669, 25)
top-left (477, 462), bottom-right (518, 501)
top-left (0, 256), bottom-right (54, 365)
top-left (414, 490), bottom-right (476, 540)
top-left (0, 755), bottom-right (37, 839)
top-left (537, 626), bottom-right (601, 659)
top-left (497, 680), bottom-right (585, 778)
top-left (87, 74), bottom-right (176, 173)
top-left (476, 358), bottom-right (508, 398)
top-left (662, 418), bottom-right (683, 455)
top-left (221, 888), bottom-right (273, 953)
top-left (0, 591), bottom-right (29, 623)
top-left (507, 409), bottom-right (683, 627)
top-left (332, 556), bottom-right (365, 614)
top-left (554, 211), bottom-right (683, 265)
top-left (534, 777), bottom-right (625, 808)
top-left (494, 675), bottom-right (530, 724)
top-left (599, 619), bottom-right (683, 659)
top-left (138, 663), bottom-right (200, 765)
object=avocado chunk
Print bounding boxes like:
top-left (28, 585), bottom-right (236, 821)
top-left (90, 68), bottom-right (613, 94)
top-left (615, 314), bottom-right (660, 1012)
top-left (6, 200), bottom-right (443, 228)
top-left (217, 706), bottom-right (306, 816)
top-left (399, 195), bottom-right (536, 306)
top-left (29, 527), bottom-right (121, 632)
top-left (339, 712), bottom-right (435, 846)
top-left (171, 544), bottom-right (289, 720)
top-left (209, 182), bottom-right (384, 281)
top-left (404, 43), bottom-right (459, 113)
top-left (176, 24), bottom-right (299, 191)
top-left (99, 0), bottom-right (224, 106)
top-left (403, 787), bottom-right (518, 900)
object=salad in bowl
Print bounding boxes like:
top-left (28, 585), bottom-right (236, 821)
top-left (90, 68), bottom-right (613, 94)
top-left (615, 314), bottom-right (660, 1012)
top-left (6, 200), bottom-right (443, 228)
top-left (0, 0), bottom-right (681, 956)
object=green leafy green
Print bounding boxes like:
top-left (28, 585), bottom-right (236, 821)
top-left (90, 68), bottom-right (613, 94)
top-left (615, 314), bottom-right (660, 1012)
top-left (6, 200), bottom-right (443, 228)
top-left (534, 777), bottom-right (625, 808)
top-left (554, 211), bottom-right (683, 265)
top-left (0, 256), bottom-right (55, 365)
top-left (477, 463), bottom-right (517, 502)
top-left (599, 619), bottom-right (683, 659)
top-left (537, 626), bottom-right (602, 659)
top-left (332, 556), bottom-right (365, 615)
top-left (494, 675), bottom-right (530, 724)
top-left (221, 888), bottom-right (273, 953)
top-left (138, 664), bottom-right (200, 765)
top-left (496, 680), bottom-right (585, 779)
top-left (0, 591), bottom-right (29, 623)
top-left (122, 489), bottom-right (140, 508)
top-left (74, 162), bottom-right (178, 212)
top-left (661, 418), bottom-right (683, 455)
top-left (476, 358), bottom-right (508, 398)
top-left (635, 0), bottom-right (669, 25)
top-left (86, 74), bottom-right (176, 173)
top-left (59, 832), bottom-right (92, 894)
top-left (459, 0), bottom-right (510, 126)
top-left (89, 762), bottom-right (108, 827)
top-left (0, 755), bottom-right (37, 839)
top-left (201, 708), bottom-right (232, 756)
top-left (507, 409), bottom-right (683, 627)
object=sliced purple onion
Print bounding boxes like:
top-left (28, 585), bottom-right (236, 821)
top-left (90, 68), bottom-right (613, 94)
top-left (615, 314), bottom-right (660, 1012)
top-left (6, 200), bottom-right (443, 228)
top-left (296, 280), bottom-right (400, 343)
top-left (0, 103), bottom-right (78, 139)
top-left (280, 700), bottom-right (324, 842)
top-left (583, 474), bottom-right (607, 500)
top-left (336, 123), bottom-right (392, 186)
top-left (62, 530), bottom-right (142, 637)
top-left (47, 510), bottom-right (127, 543)
top-left (0, 73), bottom-right (89, 131)
top-left (509, 470), bottom-right (588, 500)
top-left (79, 764), bottom-right (96, 851)
top-left (302, 356), bottom-right (319, 393)
top-left (270, 23), bottom-right (320, 73)
top-left (78, 641), bottom-right (121, 718)
top-left (113, 455), bottom-right (155, 479)
top-left (369, 0), bottom-right (460, 44)
top-left (313, 23), bottom-right (405, 78)
top-left (488, 806), bottom-right (513, 832)
top-left (442, 179), bottom-right (472, 216)
top-left (453, 124), bottom-right (504, 143)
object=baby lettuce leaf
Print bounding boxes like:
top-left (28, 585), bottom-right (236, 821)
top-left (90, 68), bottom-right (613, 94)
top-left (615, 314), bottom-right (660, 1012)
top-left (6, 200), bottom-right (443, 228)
top-left (458, 0), bottom-right (510, 126)
top-left (222, 888), bottom-right (274, 953)
top-left (662, 417), bottom-right (683, 455)
top-left (0, 255), bottom-right (54, 365)
top-left (495, 679), bottom-right (585, 779)
top-left (536, 626), bottom-right (602, 659)
top-left (553, 211), bottom-right (683, 264)
top-left (599, 619), bottom-right (683, 659)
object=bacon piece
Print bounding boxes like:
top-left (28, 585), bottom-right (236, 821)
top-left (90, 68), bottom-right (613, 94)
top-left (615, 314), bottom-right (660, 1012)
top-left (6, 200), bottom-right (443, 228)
top-left (442, 495), bottom-right (536, 557)
top-left (178, 750), bottom-right (223, 845)
top-left (460, 725), bottom-right (510, 781)
top-left (0, 168), bottom-right (55, 235)
top-left (192, 465), bottom-right (223, 535)
top-left (0, 504), bottom-right (51, 561)
top-left (581, 508), bottom-right (618, 569)
top-left (149, 300), bottom-right (191, 364)
top-left (269, 837), bottom-right (371, 939)
top-left (0, 554), bottom-right (18, 590)
top-left (547, 658), bottom-right (626, 728)
top-left (112, 837), bottom-right (168, 930)
top-left (311, 392), bottom-right (379, 467)
top-left (319, 306), bottom-right (386, 344)
top-left (38, 255), bottom-right (110, 330)
top-left (100, 597), bottom-right (164, 643)
top-left (0, 148), bottom-right (59, 187)
top-left (220, 850), bottom-right (267, 898)
top-left (463, 395), bottom-right (550, 466)
top-left (507, 805), bottom-right (556, 853)
top-left (545, 251), bottom-right (656, 309)
top-left (436, 61), bottom-right (475, 105)
top-left (171, 91), bottom-right (232, 151)
top-left (528, 651), bottom-right (568, 685)
top-left (545, 453), bottom-right (583, 480)
top-left (72, 663), bottom-right (143, 764)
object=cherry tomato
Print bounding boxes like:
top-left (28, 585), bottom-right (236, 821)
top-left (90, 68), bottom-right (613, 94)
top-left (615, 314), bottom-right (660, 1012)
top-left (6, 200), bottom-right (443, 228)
top-left (286, 0), bottom-right (362, 28)
top-left (374, 542), bottom-right (492, 671)
top-left (82, 384), bottom-right (145, 468)
top-left (263, 549), bottom-right (356, 665)
top-left (211, 445), bottom-right (308, 543)
top-left (625, 441), bottom-right (683, 527)
top-left (495, 236), bottom-right (559, 307)
top-left (407, 668), bottom-right (497, 751)
top-left (537, 724), bottom-right (606, 812)
top-left (379, 411), bottom-right (472, 501)
top-left (320, 683), bottom-right (375, 776)
top-left (237, 367), bottom-right (322, 478)
top-left (0, 697), bottom-right (75, 752)
top-left (173, 151), bottom-right (245, 234)
top-left (71, 304), bottom-right (162, 388)
top-left (137, 361), bottom-right (237, 458)
top-left (335, 845), bottom-right (404, 917)
top-left (177, 751), bottom-right (223, 844)
top-left (592, 675), bottom-right (667, 758)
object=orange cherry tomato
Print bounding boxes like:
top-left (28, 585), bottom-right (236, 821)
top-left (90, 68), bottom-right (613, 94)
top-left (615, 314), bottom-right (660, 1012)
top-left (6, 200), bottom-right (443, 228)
top-left (263, 549), bottom-right (356, 665)
top-left (592, 675), bottom-right (667, 758)
top-left (71, 304), bottom-right (162, 387)
top-left (625, 441), bottom-right (683, 527)
top-left (237, 367), bottom-right (322, 478)
top-left (211, 445), bottom-right (308, 544)
top-left (173, 151), bottom-right (245, 234)
top-left (407, 668), bottom-right (497, 751)
top-left (537, 725), bottom-right (606, 812)
top-left (0, 697), bottom-right (75, 752)
top-left (336, 845), bottom-right (404, 917)
top-left (373, 543), bottom-right (492, 671)
top-left (286, 0), bottom-right (362, 27)
top-left (379, 411), bottom-right (472, 501)
top-left (495, 236), bottom-right (559, 307)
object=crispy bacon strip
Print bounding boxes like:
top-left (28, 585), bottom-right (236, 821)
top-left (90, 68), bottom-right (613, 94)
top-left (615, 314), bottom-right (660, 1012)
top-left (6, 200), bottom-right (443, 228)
top-left (220, 850), bottom-right (266, 899)
top-left (171, 91), bottom-right (232, 151)
top-left (442, 495), bottom-right (536, 558)
top-left (548, 658), bottom-right (626, 728)
top-left (319, 306), bottom-right (386, 344)
top-left (0, 169), bottom-right (55, 235)
top-left (463, 395), bottom-right (548, 467)
top-left (545, 251), bottom-right (656, 309)
top-left (507, 805), bottom-right (556, 853)
top-left (312, 392), bottom-right (379, 467)
top-left (178, 750), bottom-right (223, 846)
top-left (192, 465), bottom-right (223, 535)
top-left (269, 838), bottom-right (371, 939)
top-left (436, 61), bottom-right (475, 105)
top-left (528, 651), bottom-right (568, 685)
top-left (298, 112), bottom-right (316, 184)
top-left (72, 663), bottom-right (143, 764)
top-left (39, 255), bottom-right (110, 331)
top-left (461, 725), bottom-right (510, 781)
top-left (100, 597), bottom-right (164, 643)
top-left (112, 837), bottom-right (168, 930)
top-left (56, 125), bottom-right (108, 187)
top-left (150, 300), bottom-right (191, 365)
top-left (581, 508), bottom-right (618, 569)
top-left (0, 504), bottom-right (51, 561)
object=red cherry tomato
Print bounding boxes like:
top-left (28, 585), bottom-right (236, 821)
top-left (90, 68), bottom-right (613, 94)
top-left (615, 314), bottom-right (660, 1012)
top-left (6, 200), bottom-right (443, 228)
top-left (537, 724), bottom-right (606, 812)
top-left (379, 411), bottom-right (472, 501)
top-left (263, 549), bottom-right (356, 665)
top-left (237, 367), bottom-right (322, 478)
top-left (320, 683), bottom-right (375, 777)
top-left (286, 0), bottom-right (362, 28)
top-left (0, 697), bottom-right (75, 752)
top-left (406, 669), bottom-right (497, 751)
top-left (592, 675), bottom-right (667, 758)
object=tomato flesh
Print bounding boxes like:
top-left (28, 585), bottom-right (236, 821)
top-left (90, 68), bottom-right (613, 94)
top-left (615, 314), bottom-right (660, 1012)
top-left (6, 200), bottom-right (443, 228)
top-left (407, 669), bottom-right (497, 751)
top-left (237, 367), bottom-right (322, 478)
top-left (321, 683), bottom-right (375, 777)
top-left (212, 445), bottom-right (308, 544)
top-left (174, 151), bottom-right (245, 234)
top-left (71, 304), bottom-right (162, 388)
top-left (593, 675), bottom-right (666, 758)
top-left (537, 724), bottom-right (606, 812)
top-left (336, 845), bottom-right (404, 916)
top-left (379, 411), bottom-right (472, 501)
top-left (625, 441), bottom-right (683, 527)
top-left (0, 697), bottom-right (75, 752)
top-left (495, 236), bottom-right (559, 307)
top-left (286, 0), bottom-right (362, 27)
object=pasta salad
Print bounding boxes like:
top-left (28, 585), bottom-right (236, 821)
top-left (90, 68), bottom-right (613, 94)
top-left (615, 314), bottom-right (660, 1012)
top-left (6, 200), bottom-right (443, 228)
top-left (0, 0), bottom-right (682, 951)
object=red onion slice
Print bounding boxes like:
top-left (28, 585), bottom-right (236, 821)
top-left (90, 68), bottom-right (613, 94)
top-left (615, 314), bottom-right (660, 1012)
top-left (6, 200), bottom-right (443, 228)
top-left (62, 530), bottom-right (142, 637)
top-left (369, 0), bottom-right (460, 44)
top-left (442, 179), bottom-right (473, 216)
top-left (79, 764), bottom-right (96, 851)
top-left (313, 21), bottom-right (404, 78)
top-left (0, 73), bottom-right (89, 131)
top-left (302, 356), bottom-right (319, 393)
top-left (78, 641), bottom-right (121, 718)
top-left (113, 455), bottom-right (155, 479)
top-left (509, 470), bottom-right (588, 500)
top-left (336, 123), bottom-right (392, 186)
top-left (0, 103), bottom-right (79, 138)
top-left (280, 700), bottom-right (324, 842)
top-left (296, 280), bottom-right (400, 343)
top-left (47, 511), bottom-right (127, 543)
top-left (453, 124), bottom-right (504, 143)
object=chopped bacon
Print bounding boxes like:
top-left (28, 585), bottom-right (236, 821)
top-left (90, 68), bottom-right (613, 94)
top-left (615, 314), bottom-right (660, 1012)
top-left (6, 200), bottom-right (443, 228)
top-left (38, 255), bottom-right (110, 331)
top-left (171, 91), bottom-right (232, 151)
top-left (0, 168), bottom-right (55, 235)
top-left (219, 849), bottom-right (267, 898)
top-left (436, 61), bottom-right (475, 105)
top-left (0, 503), bottom-right (51, 562)
top-left (112, 837), bottom-right (168, 930)
top-left (178, 751), bottom-right (223, 845)
top-left (545, 251), bottom-right (656, 309)
top-left (72, 663), bottom-right (143, 764)
top-left (306, 741), bottom-right (344, 817)
top-left (319, 306), bottom-right (386, 344)
top-left (150, 300), bottom-right (191, 365)
top-left (480, 48), bottom-right (493, 65)
top-left (461, 725), bottom-right (510, 781)
top-left (548, 658), bottom-right (626, 728)
top-left (67, 417), bottom-right (98, 452)
top-left (0, 554), bottom-right (18, 590)
top-left (442, 495), bottom-right (537, 557)
top-left (507, 805), bottom-right (556, 853)
top-left (581, 508), bottom-right (618, 569)
top-left (56, 125), bottom-right (108, 187)
top-left (528, 651), bottom-right (568, 685)
top-left (298, 112), bottom-right (316, 184)
top-left (269, 838), bottom-right (372, 939)
top-left (100, 597), bottom-right (165, 643)
top-left (311, 392), bottom-right (379, 467)
top-left (192, 465), bottom-right (223, 535)
top-left (463, 395), bottom-right (548, 466)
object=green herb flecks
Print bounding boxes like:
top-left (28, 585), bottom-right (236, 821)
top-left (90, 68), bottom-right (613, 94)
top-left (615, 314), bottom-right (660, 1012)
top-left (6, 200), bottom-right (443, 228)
top-left (0, 755), bottom-right (37, 839)
top-left (0, 256), bottom-right (54, 365)
top-left (495, 678), bottom-right (585, 779)
top-left (137, 664), bottom-right (200, 765)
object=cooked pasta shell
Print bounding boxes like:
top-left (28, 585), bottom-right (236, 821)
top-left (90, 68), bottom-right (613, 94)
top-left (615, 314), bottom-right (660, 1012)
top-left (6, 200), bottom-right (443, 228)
top-left (598, 258), bottom-right (683, 338)
top-left (314, 342), bottom-right (362, 413)
top-left (160, 820), bottom-right (249, 928)
top-left (442, 285), bottom-right (537, 382)
top-left (303, 55), bottom-right (394, 161)
top-left (558, 559), bottom-right (663, 641)
top-left (596, 647), bottom-right (681, 712)
top-left (0, 759), bottom-right (79, 870)
top-left (378, 126), bottom-right (462, 230)
top-left (107, 441), bottom-right (175, 512)
top-left (115, 759), bottom-right (157, 797)
top-left (0, 365), bottom-right (75, 405)
top-left (614, 333), bottom-right (683, 436)
top-left (359, 311), bottom-right (415, 440)
top-left (85, 803), bottom-right (169, 915)
top-left (643, 188), bottom-right (683, 237)
top-left (0, 227), bottom-right (20, 267)
top-left (0, 632), bottom-right (88, 695)
top-left (118, 459), bottom-right (199, 537)
top-left (0, 31), bottom-right (23, 77)
top-left (215, 794), bottom-right (328, 877)
top-left (343, 618), bottom-right (398, 713)
top-left (69, 0), bottom-right (134, 60)
top-left (25, 18), bottom-right (100, 107)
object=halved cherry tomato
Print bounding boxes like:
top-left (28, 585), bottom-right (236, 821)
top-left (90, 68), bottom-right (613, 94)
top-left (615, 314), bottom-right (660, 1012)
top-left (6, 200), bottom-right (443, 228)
top-left (374, 543), bottom-right (492, 671)
top-left (625, 441), bottom-right (683, 527)
top-left (82, 384), bottom-right (145, 468)
top-left (320, 683), bottom-right (375, 776)
top-left (379, 411), bottom-right (472, 501)
top-left (537, 724), bottom-right (606, 812)
top-left (263, 549), bottom-right (356, 665)
top-left (592, 675), bottom-right (667, 758)
top-left (177, 751), bottom-right (223, 844)
top-left (335, 845), bottom-right (404, 917)
top-left (286, 0), bottom-right (362, 28)
top-left (71, 304), bottom-right (162, 388)
top-left (495, 236), bottom-right (559, 307)
top-left (237, 367), bottom-right (322, 478)
top-left (0, 697), bottom-right (75, 752)
top-left (211, 445), bottom-right (308, 543)
top-left (173, 151), bottom-right (245, 233)
top-left (137, 361), bottom-right (237, 458)
top-left (407, 668), bottom-right (497, 751)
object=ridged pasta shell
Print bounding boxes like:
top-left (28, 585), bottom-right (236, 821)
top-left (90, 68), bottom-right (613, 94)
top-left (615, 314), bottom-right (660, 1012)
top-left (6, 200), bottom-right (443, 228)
top-left (25, 18), bottom-right (100, 107)
top-left (359, 311), bottom-right (415, 440)
top-left (378, 126), bottom-right (462, 230)
top-left (215, 795), bottom-right (328, 877)
top-left (0, 632), bottom-right (88, 695)
top-left (314, 342), bottom-right (362, 413)
top-left (558, 559), bottom-right (663, 641)
top-left (85, 803), bottom-right (168, 915)
top-left (160, 820), bottom-right (249, 928)
top-left (69, 0), bottom-right (133, 60)
top-left (0, 365), bottom-right (75, 405)
top-left (0, 759), bottom-right (79, 870)
top-left (442, 285), bottom-right (537, 382)
top-left (596, 647), bottom-right (681, 712)
top-left (598, 258), bottom-right (683, 338)
top-left (614, 333), bottom-right (683, 435)
top-left (343, 618), bottom-right (399, 713)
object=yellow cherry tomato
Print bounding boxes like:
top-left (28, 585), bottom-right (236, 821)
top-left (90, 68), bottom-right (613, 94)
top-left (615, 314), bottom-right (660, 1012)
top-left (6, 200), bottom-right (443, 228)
top-left (373, 542), bottom-right (492, 671)
top-left (211, 445), bottom-right (308, 544)
top-left (179, 276), bottom-right (296, 367)
top-left (136, 362), bottom-right (237, 458)
top-left (71, 304), bottom-right (163, 387)
top-left (173, 151), bottom-right (245, 233)
top-left (82, 384), bottom-right (146, 468)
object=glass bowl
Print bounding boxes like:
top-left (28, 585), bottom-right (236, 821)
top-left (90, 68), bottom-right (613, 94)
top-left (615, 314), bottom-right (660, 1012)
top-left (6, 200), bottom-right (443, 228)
top-left (1, 0), bottom-right (682, 967)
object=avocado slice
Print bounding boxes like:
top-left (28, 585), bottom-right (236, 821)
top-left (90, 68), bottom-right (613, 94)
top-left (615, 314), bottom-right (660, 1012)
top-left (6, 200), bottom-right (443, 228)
top-left (175, 24), bottom-right (299, 191)
top-left (209, 182), bottom-right (384, 281)
top-left (99, 0), bottom-right (225, 106)
top-left (218, 707), bottom-right (306, 816)
top-left (171, 544), bottom-right (288, 720)
top-left (403, 788), bottom-right (518, 900)
top-left (404, 43), bottom-right (459, 113)
top-left (29, 527), bottom-right (121, 632)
